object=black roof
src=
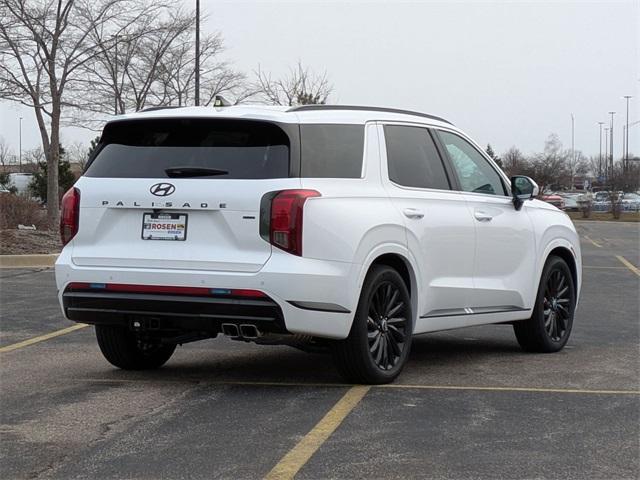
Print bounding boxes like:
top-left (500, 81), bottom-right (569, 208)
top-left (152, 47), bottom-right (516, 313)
top-left (288, 104), bottom-right (453, 125)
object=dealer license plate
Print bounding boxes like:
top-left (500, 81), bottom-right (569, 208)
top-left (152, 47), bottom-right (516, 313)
top-left (142, 213), bottom-right (188, 241)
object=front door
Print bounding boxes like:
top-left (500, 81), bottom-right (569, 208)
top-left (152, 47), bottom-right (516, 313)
top-left (435, 129), bottom-right (536, 312)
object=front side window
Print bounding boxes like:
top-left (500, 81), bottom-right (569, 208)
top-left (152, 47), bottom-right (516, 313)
top-left (438, 131), bottom-right (506, 196)
top-left (384, 125), bottom-right (450, 190)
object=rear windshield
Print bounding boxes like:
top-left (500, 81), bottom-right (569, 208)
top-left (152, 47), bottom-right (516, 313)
top-left (85, 119), bottom-right (291, 179)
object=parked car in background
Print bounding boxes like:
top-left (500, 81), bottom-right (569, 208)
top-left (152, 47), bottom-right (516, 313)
top-left (8, 173), bottom-right (33, 196)
top-left (558, 193), bottom-right (581, 211)
top-left (621, 193), bottom-right (640, 212)
top-left (540, 194), bottom-right (565, 210)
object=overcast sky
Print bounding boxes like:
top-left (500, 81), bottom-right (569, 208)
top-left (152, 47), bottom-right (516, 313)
top-left (1, 0), bottom-right (638, 159)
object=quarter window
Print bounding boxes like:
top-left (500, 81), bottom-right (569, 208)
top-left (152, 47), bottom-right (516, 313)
top-left (438, 131), bottom-right (506, 196)
top-left (384, 125), bottom-right (450, 190)
top-left (300, 124), bottom-right (364, 178)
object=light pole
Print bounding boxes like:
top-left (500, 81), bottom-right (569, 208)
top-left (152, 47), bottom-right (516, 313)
top-left (194, 0), bottom-right (200, 106)
top-left (604, 127), bottom-right (609, 180)
top-left (570, 113), bottom-right (575, 189)
top-left (597, 121), bottom-right (605, 179)
top-left (608, 111), bottom-right (615, 179)
top-left (623, 96), bottom-right (632, 172)
top-left (19, 116), bottom-right (22, 173)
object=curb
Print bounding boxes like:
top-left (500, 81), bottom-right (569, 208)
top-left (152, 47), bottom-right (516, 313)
top-left (572, 219), bottom-right (639, 225)
top-left (0, 254), bottom-right (58, 268)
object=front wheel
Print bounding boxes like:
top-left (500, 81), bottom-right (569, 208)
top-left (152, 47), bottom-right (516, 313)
top-left (95, 325), bottom-right (176, 370)
top-left (513, 255), bottom-right (576, 352)
top-left (332, 265), bottom-right (413, 384)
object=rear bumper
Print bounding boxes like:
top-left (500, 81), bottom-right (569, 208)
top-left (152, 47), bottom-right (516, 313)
top-left (55, 248), bottom-right (360, 339)
top-left (62, 289), bottom-right (287, 334)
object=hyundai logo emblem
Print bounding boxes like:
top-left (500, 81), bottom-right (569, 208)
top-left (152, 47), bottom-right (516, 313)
top-left (150, 183), bottom-right (176, 197)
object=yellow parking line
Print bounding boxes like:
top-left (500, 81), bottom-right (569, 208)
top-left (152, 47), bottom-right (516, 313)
top-left (72, 379), bottom-right (640, 395)
top-left (379, 384), bottom-right (640, 396)
top-left (616, 255), bottom-right (640, 277)
top-left (264, 385), bottom-right (370, 480)
top-left (583, 235), bottom-right (602, 248)
top-left (583, 265), bottom-right (626, 270)
top-left (0, 324), bottom-right (89, 353)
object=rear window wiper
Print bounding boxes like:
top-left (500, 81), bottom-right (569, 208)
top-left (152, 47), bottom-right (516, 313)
top-left (165, 167), bottom-right (229, 178)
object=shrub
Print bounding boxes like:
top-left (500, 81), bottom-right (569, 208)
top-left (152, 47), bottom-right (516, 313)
top-left (29, 159), bottom-right (76, 204)
top-left (0, 172), bottom-right (18, 194)
top-left (0, 193), bottom-right (49, 230)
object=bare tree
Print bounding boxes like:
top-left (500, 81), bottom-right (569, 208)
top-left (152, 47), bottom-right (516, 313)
top-left (60, 3), bottom-right (187, 124)
top-left (253, 61), bottom-right (332, 106)
top-left (66, 7), bottom-right (247, 127)
top-left (0, 136), bottom-right (14, 166)
top-left (529, 134), bottom-right (569, 192)
top-left (19, 146), bottom-right (45, 173)
top-left (564, 150), bottom-right (589, 190)
top-left (154, 31), bottom-right (247, 107)
top-left (501, 146), bottom-right (529, 178)
top-left (0, 0), bottom-right (148, 225)
top-left (65, 140), bottom-right (89, 170)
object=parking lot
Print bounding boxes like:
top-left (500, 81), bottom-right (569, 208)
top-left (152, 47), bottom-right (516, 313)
top-left (1, 220), bottom-right (638, 480)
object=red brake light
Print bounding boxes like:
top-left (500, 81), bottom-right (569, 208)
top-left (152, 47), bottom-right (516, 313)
top-left (65, 283), bottom-right (267, 298)
top-left (60, 187), bottom-right (80, 246)
top-left (269, 189), bottom-right (320, 256)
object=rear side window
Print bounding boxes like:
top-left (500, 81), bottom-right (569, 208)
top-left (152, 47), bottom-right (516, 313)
top-left (300, 124), bottom-right (364, 178)
top-left (85, 119), bottom-right (291, 179)
top-left (384, 125), bottom-right (450, 190)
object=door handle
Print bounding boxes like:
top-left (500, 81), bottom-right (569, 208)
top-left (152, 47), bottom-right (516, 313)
top-left (403, 208), bottom-right (424, 219)
top-left (474, 210), bottom-right (493, 222)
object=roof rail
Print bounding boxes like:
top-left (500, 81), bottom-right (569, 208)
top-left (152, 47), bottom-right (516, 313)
top-left (287, 104), bottom-right (453, 125)
top-left (140, 105), bottom-right (182, 113)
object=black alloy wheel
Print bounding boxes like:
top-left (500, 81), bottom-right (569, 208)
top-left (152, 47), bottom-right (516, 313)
top-left (514, 255), bottom-right (575, 352)
top-left (542, 269), bottom-right (571, 341)
top-left (333, 265), bottom-right (413, 384)
top-left (367, 281), bottom-right (409, 370)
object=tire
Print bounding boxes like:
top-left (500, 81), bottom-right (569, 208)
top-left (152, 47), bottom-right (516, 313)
top-left (95, 325), bottom-right (176, 370)
top-left (513, 255), bottom-right (576, 352)
top-left (332, 265), bottom-right (413, 384)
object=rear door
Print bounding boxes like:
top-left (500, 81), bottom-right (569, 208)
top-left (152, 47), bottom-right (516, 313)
top-left (71, 118), bottom-right (300, 272)
top-left (379, 123), bottom-right (477, 328)
top-left (435, 129), bottom-right (536, 311)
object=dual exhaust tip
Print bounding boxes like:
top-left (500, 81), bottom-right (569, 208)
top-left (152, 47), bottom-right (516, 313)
top-left (221, 323), bottom-right (261, 340)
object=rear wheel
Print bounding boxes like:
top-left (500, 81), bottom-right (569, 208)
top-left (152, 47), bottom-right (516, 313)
top-left (513, 255), bottom-right (575, 352)
top-left (95, 325), bottom-right (176, 370)
top-left (332, 265), bottom-right (412, 384)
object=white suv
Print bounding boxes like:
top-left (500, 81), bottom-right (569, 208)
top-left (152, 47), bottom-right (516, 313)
top-left (55, 105), bottom-right (581, 384)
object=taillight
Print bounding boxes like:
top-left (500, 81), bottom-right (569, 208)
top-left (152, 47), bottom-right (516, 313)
top-left (269, 189), bottom-right (320, 256)
top-left (60, 187), bottom-right (80, 246)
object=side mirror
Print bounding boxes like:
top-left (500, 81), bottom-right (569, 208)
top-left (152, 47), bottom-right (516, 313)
top-left (511, 176), bottom-right (539, 211)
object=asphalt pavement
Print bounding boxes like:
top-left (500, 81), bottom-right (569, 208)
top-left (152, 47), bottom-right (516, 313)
top-left (1, 220), bottom-right (638, 479)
